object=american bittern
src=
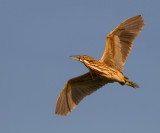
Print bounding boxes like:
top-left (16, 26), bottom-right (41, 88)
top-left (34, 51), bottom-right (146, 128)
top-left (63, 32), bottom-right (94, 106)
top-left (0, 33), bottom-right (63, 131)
top-left (55, 15), bottom-right (145, 116)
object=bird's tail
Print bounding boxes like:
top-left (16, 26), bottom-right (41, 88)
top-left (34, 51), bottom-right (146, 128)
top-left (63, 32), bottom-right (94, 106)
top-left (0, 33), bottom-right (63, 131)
top-left (124, 76), bottom-right (139, 88)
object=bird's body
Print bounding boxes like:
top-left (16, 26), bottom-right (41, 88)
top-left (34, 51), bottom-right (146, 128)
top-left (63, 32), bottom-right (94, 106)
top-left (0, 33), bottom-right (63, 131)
top-left (55, 15), bottom-right (145, 116)
top-left (78, 55), bottom-right (125, 83)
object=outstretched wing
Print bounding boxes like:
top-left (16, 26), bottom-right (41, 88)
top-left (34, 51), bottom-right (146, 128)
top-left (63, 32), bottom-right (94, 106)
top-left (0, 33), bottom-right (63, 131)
top-left (99, 15), bottom-right (145, 72)
top-left (55, 72), bottom-right (108, 116)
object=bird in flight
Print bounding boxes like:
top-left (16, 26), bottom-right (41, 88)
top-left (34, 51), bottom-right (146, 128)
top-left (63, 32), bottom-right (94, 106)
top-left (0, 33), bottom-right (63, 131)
top-left (55, 15), bottom-right (145, 116)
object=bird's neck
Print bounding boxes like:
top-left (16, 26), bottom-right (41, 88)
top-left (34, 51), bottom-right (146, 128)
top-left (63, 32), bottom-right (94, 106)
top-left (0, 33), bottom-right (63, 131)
top-left (82, 60), bottom-right (97, 69)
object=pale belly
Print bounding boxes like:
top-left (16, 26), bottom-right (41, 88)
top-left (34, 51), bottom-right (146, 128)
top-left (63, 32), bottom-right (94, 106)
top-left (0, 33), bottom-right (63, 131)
top-left (84, 61), bottom-right (125, 83)
top-left (99, 68), bottom-right (125, 83)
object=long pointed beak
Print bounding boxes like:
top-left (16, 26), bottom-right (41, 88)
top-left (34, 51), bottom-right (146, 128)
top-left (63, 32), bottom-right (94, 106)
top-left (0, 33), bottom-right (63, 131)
top-left (70, 55), bottom-right (80, 61)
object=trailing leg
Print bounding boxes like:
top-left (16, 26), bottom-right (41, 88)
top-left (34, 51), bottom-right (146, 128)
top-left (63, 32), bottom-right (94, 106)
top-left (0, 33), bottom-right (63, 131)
top-left (124, 76), bottom-right (139, 88)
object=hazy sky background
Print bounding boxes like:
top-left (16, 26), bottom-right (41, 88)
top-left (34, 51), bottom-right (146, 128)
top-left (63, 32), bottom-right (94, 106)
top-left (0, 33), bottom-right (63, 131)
top-left (1, 0), bottom-right (160, 133)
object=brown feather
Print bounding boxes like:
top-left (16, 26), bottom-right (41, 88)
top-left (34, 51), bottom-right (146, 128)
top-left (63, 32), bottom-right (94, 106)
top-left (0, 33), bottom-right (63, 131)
top-left (99, 15), bottom-right (145, 72)
top-left (55, 72), bottom-right (108, 116)
top-left (55, 15), bottom-right (145, 117)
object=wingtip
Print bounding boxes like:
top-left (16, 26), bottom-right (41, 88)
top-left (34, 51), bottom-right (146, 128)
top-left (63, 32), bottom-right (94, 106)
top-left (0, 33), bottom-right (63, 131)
top-left (55, 112), bottom-right (68, 117)
top-left (135, 15), bottom-right (141, 17)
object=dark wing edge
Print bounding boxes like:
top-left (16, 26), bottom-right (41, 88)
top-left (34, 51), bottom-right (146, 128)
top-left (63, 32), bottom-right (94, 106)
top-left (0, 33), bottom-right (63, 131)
top-left (55, 72), bottom-right (108, 116)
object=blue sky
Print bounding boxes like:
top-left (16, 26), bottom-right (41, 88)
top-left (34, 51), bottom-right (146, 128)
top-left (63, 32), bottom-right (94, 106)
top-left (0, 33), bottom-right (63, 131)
top-left (1, 0), bottom-right (160, 133)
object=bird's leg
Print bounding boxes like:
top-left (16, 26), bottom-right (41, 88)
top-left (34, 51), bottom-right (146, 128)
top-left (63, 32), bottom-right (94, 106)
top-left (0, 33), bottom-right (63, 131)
top-left (124, 76), bottom-right (129, 82)
top-left (89, 69), bottom-right (94, 80)
top-left (124, 76), bottom-right (139, 88)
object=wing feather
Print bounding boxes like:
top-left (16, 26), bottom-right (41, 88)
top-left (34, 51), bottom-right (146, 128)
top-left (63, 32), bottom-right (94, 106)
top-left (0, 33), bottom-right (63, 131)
top-left (99, 15), bottom-right (145, 72)
top-left (55, 72), bottom-right (108, 116)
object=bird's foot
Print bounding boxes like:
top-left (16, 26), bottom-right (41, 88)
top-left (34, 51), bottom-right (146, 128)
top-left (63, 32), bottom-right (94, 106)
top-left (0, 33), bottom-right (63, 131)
top-left (124, 76), bottom-right (139, 88)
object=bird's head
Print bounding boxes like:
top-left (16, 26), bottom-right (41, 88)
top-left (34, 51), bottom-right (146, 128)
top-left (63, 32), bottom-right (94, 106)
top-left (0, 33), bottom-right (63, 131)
top-left (70, 55), bottom-right (96, 63)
